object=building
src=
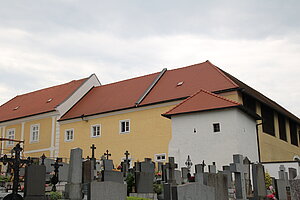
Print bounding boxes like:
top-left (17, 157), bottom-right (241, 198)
top-left (0, 74), bottom-right (100, 158)
top-left (0, 61), bottom-right (299, 168)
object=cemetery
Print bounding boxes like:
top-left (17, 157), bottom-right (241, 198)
top-left (0, 143), bottom-right (299, 200)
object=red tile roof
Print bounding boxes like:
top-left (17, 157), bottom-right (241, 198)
top-left (0, 78), bottom-right (88, 123)
top-left (60, 61), bottom-right (239, 120)
top-left (162, 89), bottom-right (241, 117)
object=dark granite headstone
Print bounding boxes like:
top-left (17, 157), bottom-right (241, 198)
top-left (289, 179), bottom-right (300, 200)
top-left (24, 165), bottom-right (47, 200)
top-left (230, 154), bottom-right (246, 200)
top-left (252, 163), bottom-right (267, 200)
top-left (101, 170), bottom-right (123, 183)
top-left (135, 158), bottom-right (155, 193)
top-left (207, 172), bottom-right (228, 200)
top-left (102, 159), bottom-right (114, 171)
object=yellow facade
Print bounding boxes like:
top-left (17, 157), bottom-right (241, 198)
top-left (256, 102), bottom-right (300, 162)
top-left (59, 104), bottom-right (174, 164)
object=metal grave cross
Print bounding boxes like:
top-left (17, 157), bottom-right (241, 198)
top-left (104, 150), bottom-right (111, 160)
top-left (165, 157), bottom-right (178, 185)
top-left (51, 158), bottom-right (63, 192)
top-left (90, 144), bottom-right (96, 159)
top-left (0, 143), bottom-right (30, 199)
top-left (124, 150), bottom-right (130, 164)
top-left (185, 155), bottom-right (193, 172)
top-left (40, 153), bottom-right (47, 165)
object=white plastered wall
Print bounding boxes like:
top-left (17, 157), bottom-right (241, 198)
top-left (168, 108), bottom-right (259, 172)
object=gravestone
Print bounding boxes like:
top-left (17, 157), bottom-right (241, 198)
top-left (276, 165), bottom-right (290, 200)
top-left (207, 172), bottom-right (228, 200)
top-left (194, 164), bottom-right (207, 185)
top-left (175, 182), bottom-right (215, 200)
top-left (174, 170), bottom-right (182, 185)
top-left (164, 157), bottom-right (178, 200)
top-left (135, 158), bottom-right (155, 193)
top-left (289, 179), bottom-right (300, 200)
top-left (279, 165), bottom-right (288, 181)
top-left (101, 158), bottom-right (123, 183)
top-left (230, 154), bottom-right (247, 200)
top-left (181, 167), bottom-right (189, 183)
top-left (252, 163), bottom-right (267, 200)
top-left (88, 181), bottom-right (126, 200)
top-left (208, 163), bottom-right (216, 174)
top-left (83, 159), bottom-right (94, 183)
top-left (24, 164), bottom-right (47, 200)
top-left (222, 166), bottom-right (233, 188)
top-left (65, 148), bottom-right (83, 200)
top-left (288, 168), bottom-right (297, 180)
top-left (243, 157), bottom-right (252, 198)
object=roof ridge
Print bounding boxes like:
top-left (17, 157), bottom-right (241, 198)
top-left (12, 77), bottom-right (88, 99)
top-left (164, 89), bottom-right (241, 115)
top-left (206, 61), bottom-right (239, 88)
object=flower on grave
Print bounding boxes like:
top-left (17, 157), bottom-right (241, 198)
top-left (117, 165), bottom-right (122, 170)
top-left (155, 172), bottom-right (161, 176)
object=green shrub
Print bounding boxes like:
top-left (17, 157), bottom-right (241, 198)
top-left (265, 171), bottom-right (272, 189)
top-left (153, 183), bottom-right (163, 194)
top-left (126, 172), bottom-right (135, 193)
top-left (48, 191), bottom-right (62, 200)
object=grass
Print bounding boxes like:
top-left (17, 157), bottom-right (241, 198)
top-left (126, 197), bottom-right (151, 200)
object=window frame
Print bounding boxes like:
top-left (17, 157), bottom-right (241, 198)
top-left (65, 129), bottom-right (74, 142)
top-left (91, 124), bottom-right (101, 138)
top-left (30, 124), bottom-right (40, 143)
top-left (119, 119), bottom-right (130, 134)
top-left (213, 123), bottom-right (221, 133)
top-left (6, 128), bottom-right (15, 146)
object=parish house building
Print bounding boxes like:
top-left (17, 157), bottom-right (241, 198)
top-left (0, 61), bottom-right (299, 169)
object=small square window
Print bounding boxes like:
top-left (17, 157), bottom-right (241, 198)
top-left (65, 129), bottom-right (74, 142)
top-left (213, 123), bottom-right (220, 133)
top-left (155, 153), bottom-right (166, 162)
top-left (91, 124), bottom-right (101, 137)
top-left (120, 120), bottom-right (130, 134)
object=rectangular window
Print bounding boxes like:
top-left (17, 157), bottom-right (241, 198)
top-left (289, 120), bottom-right (298, 146)
top-left (261, 104), bottom-right (275, 136)
top-left (30, 124), bottom-right (40, 143)
top-left (213, 123), bottom-right (221, 133)
top-left (278, 113), bottom-right (287, 141)
top-left (6, 128), bottom-right (15, 146)
top-left (65, 129), bottom-right (74, 142)
top-left (120, 120), bottom-right (130, 134)
top-left (155, 153), bottom-right (166, 162)
top-left (91, 124), bottom-right (101, 137)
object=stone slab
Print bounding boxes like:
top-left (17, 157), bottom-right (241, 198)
top-left (175, 182), bottom-right (215, 200)
top-left (88, 181), bottom-right (126, 200)
top-left (289, 179), bottom-right (300, 200)
top-left (24, 165), bottom-right (46, 197)
top-left (101, 170), bottom-right (123, 183)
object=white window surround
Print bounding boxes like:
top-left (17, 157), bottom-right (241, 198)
top-left (155, 153), bottom-right (166, 162)
top-left (6, 128), bottom-right (15, 146)
top-left (30, 124), bottom-right (40, 143)
top-left (65, 129), bottom-right (74, 142)
top-left (119, 119), bottom-right (130, 134)
top-left (91, 124), bottom-right (101, 138)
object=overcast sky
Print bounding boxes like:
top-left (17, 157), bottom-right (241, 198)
top-left (0, 0), bottom-right (299, 117)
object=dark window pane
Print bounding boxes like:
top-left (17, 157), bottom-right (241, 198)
top-left (213, 123), bottom-right (220, 132)
top-left (289, 120), bottom-right (298, 146)
top-left (261, 104), bottom-right (275, 136)
top-left (278, 113), bottom-right (287, 141)
top-left (243, 93), bottom-right (256, 113)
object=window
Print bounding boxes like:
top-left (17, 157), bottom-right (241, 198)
top-left (120, 120), bottom-right (130, 134)
top-left (6, 129), bottom-right (15, 146)
top-left (213, 123), bottom-right (221, 133)
top-left (155, 153), bottom-right (166, 162)
top-left (91, 124), bottom-right (101, 137)
top-left (30, 124), bottom-right (39, 143)
top-left (278, 113), bottom-right (287, 141)
top-left (65, 129), bottom-right (74, 142)
top-left (289, 120), bottom-right (298, 146)
top-left (261, 104), bottom-right (275, 136)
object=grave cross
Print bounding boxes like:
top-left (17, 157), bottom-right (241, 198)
top-left (185, 155), bottom-right (193, 172)
top-left (165, 157), bottom-right (178, 185)
top-left (230, 154), bottom-right (247, 200)
top-left (104, 150), bottom-right (111, 160)
top-left (124, 150), bottom-right (130, 164)
top-left (0, 143), bottom-right (30, 199)
top-left (90, 144), bottom-right (96, 159)
top-left (51, 158), bottom-right (63, 192)
top-left (40, 153), bottom-right (46, 165)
